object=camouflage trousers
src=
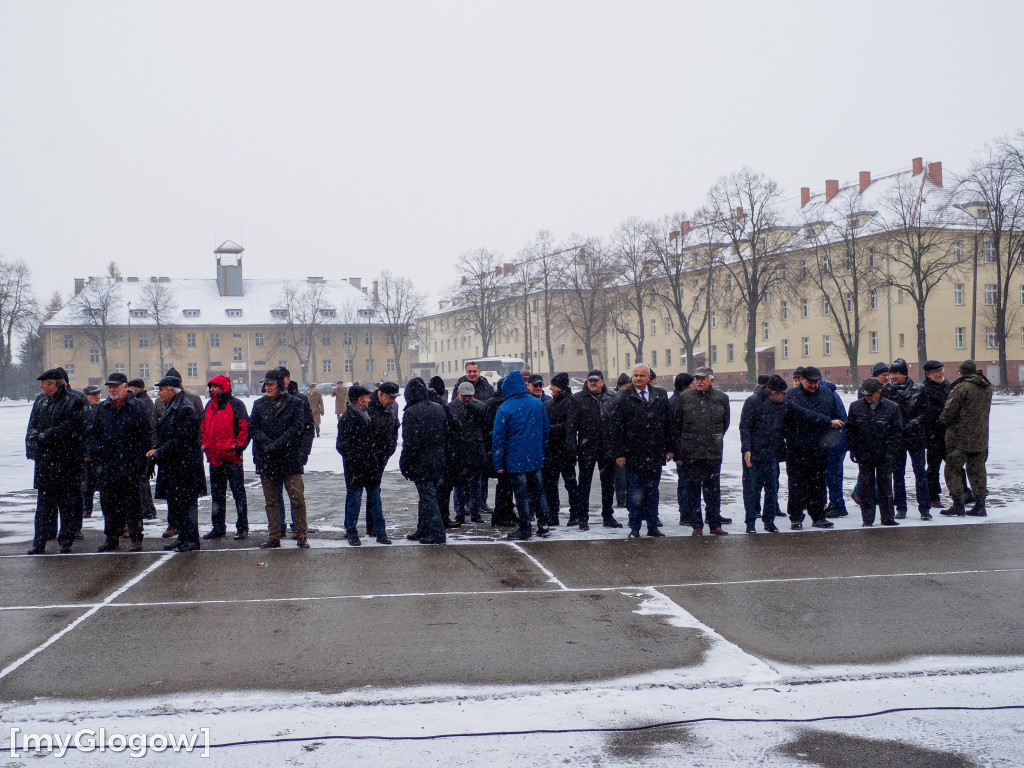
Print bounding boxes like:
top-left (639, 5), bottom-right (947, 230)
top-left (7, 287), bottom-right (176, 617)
top-left (944, 447), bottom-right (988, 500)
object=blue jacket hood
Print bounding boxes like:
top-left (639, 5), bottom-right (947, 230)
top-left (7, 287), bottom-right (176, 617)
top-left (502, 370), bottom-right (527, 398)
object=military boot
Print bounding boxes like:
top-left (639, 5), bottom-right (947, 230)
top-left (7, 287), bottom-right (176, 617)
top-left (940, 495), bottom-right (966, 517)
top-left (966, 498), bottom-right (987, 517)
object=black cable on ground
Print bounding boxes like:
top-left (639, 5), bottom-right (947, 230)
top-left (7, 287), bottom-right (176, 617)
top-left (4, 703), bottom-right (1022, 753)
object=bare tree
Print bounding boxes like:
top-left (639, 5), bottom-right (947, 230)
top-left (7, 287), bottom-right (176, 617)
top-left (335, 297), bottom-right (363, 382)
top-left (555, 236), bottom-right (614, 371)
top-left (0, 257), bottom-right (36, 396)
top-left (71, 276), bottom-right (123, 375)
top-left (960, 135), bottom-right (1024, 387)
top-left (508, 254), bottom-right (539, 368)
top-left (703, 169), bottom-right (792, 382)
top-left (138, 279), bottom-right (178, 374)
top-left (272, 280), bottom-right (339, 385)
top-left (608, 218), bottom-right (657, 365)
top-left (518, 231), bottom-right (562, 375)
top-left (452, 248), bottom-right (513, 358)
top-left (649, 215), bottom-right (711, 374)
top-left (373, 270), bottom-right (425, 383)
top-left (879, 171), bottom-right (961, 370)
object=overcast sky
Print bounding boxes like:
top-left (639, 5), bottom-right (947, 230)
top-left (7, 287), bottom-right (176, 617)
top-left (2, 1), bottom-right (1022, 310)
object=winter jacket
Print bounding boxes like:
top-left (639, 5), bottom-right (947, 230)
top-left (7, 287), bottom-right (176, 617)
top-left (306, 390), bottom-right (325, 425)
top-left (400, 377), bottom-right (450, 482)
top-left (25, 385), bottom-right (85, 494)
top-left (88, 392), bottom-right (151, 486)
top-left (337, 402), bottom-right (376, 487)
top-left (920, 378), bottom-right (953, 451)
top-left (287, 381), bottom-right (316, 461)
top-left (544, 389), bottom-right (579, 466)
top-left (940, 374), bottom-right (993, 453)
top-left (492, 371), bottom-right (550, 474)
top-left (606, 386), bottom-right (674, 474)
top-left (573, 386), bottom-right (614, 462)
top-left (201, 382), bottom-right (250, 467)
top-left (739, 387), bottom-right (787, 461)
top-left (821, 380), bottom-right (848, 454)
top-left (449, 396), bottom-right (488, 474)
top-left (249, 392), bottom-right (307, 476)
top-left (882, 378), bottom-right (927, 450)
top-left (783, 384), bottom-right (841, 457)
top-left (368, 392), bottom-right (399, 470)
top-left (153, 387), bottom-right (205, 446)
top-left (333, 384), bottom-right (348, 415)
top-left (674, 386), bottom-right (730, 462)
top-left (450, 375), bottom-right (495, 403)
top-left (153, 391), bottom-right (208, 502)
top-left (482, 383), bottom-right (507, 477)
top-left (133, 389), bottom-right (158, 449)
top-left (846, 397), bottom-right (903, 465)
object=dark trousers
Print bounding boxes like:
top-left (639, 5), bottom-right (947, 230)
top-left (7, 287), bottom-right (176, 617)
top-left (139, 473), bottom-right (157, 517)
top-left (926, 443), bottom-right (967, 501)
top-left (34, 490), bottom-right (77, 549)
top-left (169, 496), bottom-right (201, 547)
top-left (414, 480), bottom-right (446, 541)
top-left (786, 454), bottom-right (828, 524)
top-left (481, 474), bottom-right (490, 505)
top-left (614, 463), bottom-right (627, 506)
top-left (543, 459), bottom-right (580, 523)
top-left (680, 458), bottom-right (723, 530)
top-left (454, 471), bottom-right (482, 519)
top-left (101, 482), bottom-right (143, 544)
top-left (437, 470), bottom-right (456, 520)
top-left (857, 461), bottom-right (895, 525)
top-left (742, 455), bottom-right (780, 526)
top-left (626, 466), bottom-right (662, 533)
top-left (509, 470), bottom-right (548, 537)
top-left (826, 448), bottom-right (847, 512)
top-left (492, 474), bottom-right (517, 525)
top-left (893, 446), bottom-right (930, 515)
top-left (81, 461), bottom-right (100, 518)
top-left (577, 456), bottom-right (616, 523)
top-left (210, 462), bottom-right (248, 534)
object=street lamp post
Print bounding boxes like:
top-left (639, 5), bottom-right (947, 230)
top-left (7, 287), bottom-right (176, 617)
top-left (127, 301), bottom-right (132, 378)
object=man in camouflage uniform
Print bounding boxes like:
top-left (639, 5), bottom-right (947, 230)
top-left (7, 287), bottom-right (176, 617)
top-left (939, 359), bottom-right (993, 518)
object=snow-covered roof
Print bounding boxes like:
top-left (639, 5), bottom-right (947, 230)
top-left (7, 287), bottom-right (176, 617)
top-left (45, 277), bottom-right (372, 328)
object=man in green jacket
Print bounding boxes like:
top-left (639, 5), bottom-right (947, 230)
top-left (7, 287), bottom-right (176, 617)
top-left (674, 366), bottom-right (731, 535)
top-left (939, 359), bottom-right (993, 517)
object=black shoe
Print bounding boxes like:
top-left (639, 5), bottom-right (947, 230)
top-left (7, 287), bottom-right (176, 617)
top-left (470, 514), bottom-right (483, 523)
top-left (966, 499), bottom-right (987, 517)
top-left (26, 546), bottom-right (46, 555)
top-left (129, 542), bottom-right (144, 552)
top-left (811, 519), bottom-right (834, 529)
top-left (376, 534), bottom-right (392, 545)
top-left (202, 531), bottom-right (225, 540)
top-left (578, 522), bottom-right (590, 531)
top-left (895, 510), bottom-right (907, 519)
top-left (790, 522), bottom-right (803, 530)
top-left (719, 517), bottom-right (732, 525)
top-left (862, 522), bottom-right (873, 527)
top-left (647, 528), bottom-right (665, 537)
top-left (825, 509), bottom-right (849, 518)
top-left (74, 531), bottom-right (84, 540)
top-left (234, 531), bottom-right (248, 540)
top-left (406, 531), bottom-right (424, 540)
top-left (763, 521), bottom-right (779, 533)
top-left (567, 516), bottom-right (579, 526)
top-left (603, 518), bottom-right (624, 528)
top-left (941, 495), bottom-right (966, 517)
top-left (454, 515), bottom-right (465, 525)
top-left (443, 518), bottom-right (461, 529)
top-left (480, 502), bottom-right (494, 513)
top-left (881, 520), bottom-right (900, 526)
top-left (507, 531), bottom-right (531, 541)
top-left (920, 511), bottom-right (932, 521)
top-left (98, 540), bottom-right (120, 552)
top-left (176, 543), bottom-right (201, 552)
top-left (746, 524), bottom-right (756, 534)
top-left (418, 536), bottom-right (446, 544)
top-left (163, 542), bottom-right (180, 550)
top-left (627, 529), bottom-right (641, 539)
top-left (348, 536), bottom-right (362, 547)
top-left (535, 527), bottom-right (551, 538)
top-left (964, 489), bottom-right (976, 504)
top-left (59, 545), bottom-right (73, 554)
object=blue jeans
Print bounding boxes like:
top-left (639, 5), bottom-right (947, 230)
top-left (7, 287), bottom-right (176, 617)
top-left (344, 482), bottom-right (385, 538)
top-left (509, 470), bottom-right (548, 537)
top-left (626, 466), bottom-right (662, 533)
top-left (826, 449), bottom-right (847, 512)
top-left (275, 480), bottom-right (297, 531)
top-left (454, 471), bottom-right (482, 518)
top-left (893, 446), bottom-right (930, 515)
top-left (680, 459), bottom-right (722, 529)
top-left (414, 480), bottom-right (446, 541)
top-left (210, 462), bottom-right (248, 534)
top-left (742, 455), bottom-right (780, 526)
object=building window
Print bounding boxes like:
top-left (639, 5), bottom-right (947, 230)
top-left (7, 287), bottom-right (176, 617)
top-left (869, 290), bottom-right (878, 310)
top-left (897, 288), bottom-right (905, 304)
top-left (802, 337), bottom-right (810, 357)
top-left (576, 348), bottom-right (584, 356)
top-left (112, 333), bottom-right (125, 349)
top-left (66, 364), bottom-right (75, 379)
top-left (665, 349), bottom-right (671, 367)
top-left (727, 310), bottom-right (734, 327)
top-left (711, 312), bottom-right (717, 329)
top-left (726, 344), bottom-right (734, 363)
top-left (300, 333), bottom-right (311, 347)
top-left (163, 334), bottom-right (174, 348)
top-left (271, 308), bottom-right (288, 319)
top-left (870, 331), bottom-right (878, 353)
top-left (209, 333), bottom-right (220, 348)
top-left (781, 301), bottom-right (788, 321)
top-left (254, 360), bottom-right (266, 367)
top-left (89, 349), bottom-right (99, 364)
top-left (366, 359), bottom-right (375, 373)
top-left (694, 333), bottom-right (701, 347)
top-left (651, 350), bottom-right (658, 367)
top-left (953, 241), bottom-right (962, 263)
top-left (844, 293), bottom-right (853, 313)
top-left (823, 296), bottom-right (831, 316)
top-left (255, 333), bottom-right (264, 347)
top-left (386, 358), bottom-right (396, 373)
top-left (183, 309), bottom-right (200, 318)
top-left (186, 333), bottom-right (196, 348)
top-left (986, 327), bottom-right (997, 349)
top-left (130, 309), bottom-right (147, 319)
top-left (763, 322), bottom-right (770, 341)
top-left (323, 359), bottom-right (332, 374)
top-left (954, 284), bottom-right (964, 305)
top-left (985, 284), bottom-right (997, 306)
top-left (781, 266), bottom-right (788, 282)
top-left (114, 363), bottom-right (126, 374)
top-left (344, 359), bottom-right (353, 374)
top-left (824, 335), bottom-right (832, 356)
top-left (233, 347), bottom-right (243, 362)
top-left (365, 332), bottom-right (374, 346)
top-left (983, 241), bottom-right (995, 263)
top-left (802, 299), bottom-right (809, 318)
top-left (869, 247), bottom-right (877, 267)
top-left (710, 345), bottom-right (717, 364)
top-left (138, 333), bottom-right (149, 349)
top-left (343, 332), bottom-right (354, 346)
top-left (276, 333), bottom-right (286, 346)
top-left (782, 339), bottom-right (790, 359)
top-left (187, 362), bottom-right (198, 378)
top-left (226, 309), bottom-right (243, 318)
top-left (320, 332), bottom-right (331, 346)
top-left (139, 363), bottom-right (149, 379)
top-left (650, 319), bottom-right (657, 336)
top-left (625, 353), bottom-right (631, 369)
top-left (63, 334), bottom-right (74, 349)
top-left (899, 333), bottom-right (906, 347)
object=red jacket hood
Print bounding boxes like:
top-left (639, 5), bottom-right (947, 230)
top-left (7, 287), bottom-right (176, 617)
top-left (208, 374), bottom-right (232, 393)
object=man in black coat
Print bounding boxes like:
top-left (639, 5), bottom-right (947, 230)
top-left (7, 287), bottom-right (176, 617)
top-left (87, 372), bottom-right (152, 551)
top-left (450, 362), bottom-right (495, 511)
top-left (25, 368), bottom-right (85, 554)
top-left (127, 379), bottom-right (159, 520)
top-left (249, 368), bottom-right (310, 549)
top-left (147, 375), bottom-right (208, 551)
top-left (846, 377), bottom-right (904, 527)
top-left (920, 360), bottom-right (953, 507)
top-left (882, 358), bottom-right (931, 520)
top-left (80, 384), bottom-right (103, 523)
top-left (543, 372), bottom-right (582, 527)
top-left (484, 378), bottom-right (517, 526)
top-left (363, 381), bottom-right (401, 537)
top-left (574, 369), bottom-right (621, 529)
top-left (401, 377), bottom-right (449, 544)
top-left (606, 364), bottom-right (675, 538)
top-left (783, 366), bottom-right (844, 530)
top-left (338, 385), bottom-right (388, 545)
top-left (739, 374), bottom-right (788, 534)
top-left (610, 372), bottom-right (632, 508)
top-left (674, 367), bottom-right (731, 536)
top-left (451, 381), bottom-right (488, 523)
top-left (668, 372), bottom-right (695, 526)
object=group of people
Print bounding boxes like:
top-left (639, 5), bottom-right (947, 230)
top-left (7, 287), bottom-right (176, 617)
top-left (23, 354), bottom-right (992, 554)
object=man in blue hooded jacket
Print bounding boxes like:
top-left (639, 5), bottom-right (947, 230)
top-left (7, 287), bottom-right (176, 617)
top-left (492, 370), bottom-right (551, 541)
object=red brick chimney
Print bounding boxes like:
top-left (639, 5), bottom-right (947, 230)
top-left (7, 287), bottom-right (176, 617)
top-left (736, 206), bottom-right (744, 219)
top-left (495, 266), bottom-right (502, 276)
top-left (825, 179), bottom-right (839, 202)
top-left (681, 220), bottom-right (691, 235)
top-left (503, 262), bottom-right (515, 275)
top-left (912, 157), bottom-right (923, 175)
top-left (859, 171), bottom-right (871, 192)
top-left (927, 161), bottom-right (943, 187)
top-left (461, 275), bottom-right (467, 285)
top-left (800, 187), bottom-right (811, 207)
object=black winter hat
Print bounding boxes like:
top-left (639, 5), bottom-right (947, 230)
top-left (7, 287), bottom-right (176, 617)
top-left (378, 381), bottom-right (400, 396)
top-left (105, 372), bottom-right (128, 386)
top-left (263, 368), bottom-right (286, 386)
top-left (871, 361), bottom-right (890, 376)
top-left (674, 372), bottom-right (694, 391)
top-left (616, 373), bottom-right (631, 388)
top-left (37, 368), bottom-right (64, 382)
top-left (923, 360), bottom-right (944, 372)
top-left (859, 377), bottom-right (883, 396)
top-left (766, 374), bottom-right (788, 393)
top-left (349, 385), bottom-right (372, 401)
top-left (273, 365), bottom-right (291, 379)
top-left (127, 378), bottom-right (145, 389)
top-left (586, 369), bottom-right (604, 381)
top-left (551, 372), bottom-right (570, 389)
top-left (428, 376), bottom-right (447, 397)
top-left (889, 358), bottom-right (909, 376)
top-left (801, 366), bottom-right (822, 382)
top-left (527, 374), bottom-right (544, 386)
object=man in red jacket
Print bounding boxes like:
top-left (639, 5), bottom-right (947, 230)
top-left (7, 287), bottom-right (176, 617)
top-left (201, 375), bottom-right (251, 540)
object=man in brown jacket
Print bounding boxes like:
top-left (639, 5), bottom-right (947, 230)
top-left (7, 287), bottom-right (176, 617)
top-left (332, 381), bottom-right (348, 424)
top-left (306, 385), bottom-right (325, 437)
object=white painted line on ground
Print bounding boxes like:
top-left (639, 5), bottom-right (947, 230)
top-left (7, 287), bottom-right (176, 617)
top-left (504, 541), bottom-right (569, 590)
top-left (0, 552), bottom-right (175, 681)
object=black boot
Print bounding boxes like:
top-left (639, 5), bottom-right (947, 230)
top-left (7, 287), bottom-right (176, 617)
top-left (966, 498), bottom-right (987, 517)
top-left (940, 494), bottom-right (966, 517)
